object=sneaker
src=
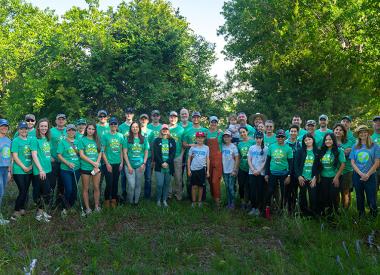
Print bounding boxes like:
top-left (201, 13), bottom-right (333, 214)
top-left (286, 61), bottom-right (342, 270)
top-left (163, 201), bottom-right (168, 207)
top-left (94, 206), bottom-right (101, 212)
top-left (0, 218), bottom-right (10, 225)
top-left (43, 216), bottom-right (50, 223)
top-left (10, 212), bottom-right (21, 221)
top-left (198, 202), bottom-right (202, 208)
top-left (157, 201), bottom-right (162, 207)
top-left (43, 211), bottom-right (52, 219)
top-left (61, 209), bottom-right (67, 217)
top-left (35, 212), bottom-right (49, 222)
top-left (248, 208), bottom-right (257, 215)
top-left (85, 208), bottom-right (92, 215)
top-left (191, 202), bottom-right (195, 208)
top-left (20, 209), bottom-right (26, 216)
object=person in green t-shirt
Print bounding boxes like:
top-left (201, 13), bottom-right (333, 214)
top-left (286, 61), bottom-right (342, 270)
top-left (13, 114), bottom-right (37, 139)
top-left (315, 114), bottom-right (333, 138)
top-left (179, 108), bottom-right (193, 132)
top-left (264, 129), bottom-right (293, 210)
top-left (341, 115), bottom-right (356, 144)
top-left (334, 123), bottom-right (354, 209)
top-left (317, 133), bottom-right (346, 216)
top-left (57, 124), bottom-right (80, 213)
top-left (237, 112), bottom-right (256, 140)
top-left (285, 115), bottom-right (308, 141)
top-left (78, 122), bottom-right (103, 214)
top-left (96, 109), bottom-right (110, 140)
top-left (264, 120), bottom-right (276, 147)
top-left (372, 116), bottom-right (380, 146)
top-left (11, 121), bottom-right (33, 219)
top-left (123, 122), bottom-right (149, 205)
top-left (168, 111), bottom-right (185, 200)
top-left (101, 117), bottom-right (124, 208)
top-left (75, 118), bottom-right (87, 140)
top-left (31, 118), bottom-right (53, 223)
top-left (139, 114), bottom-right (153, 199)
top-left (305, 120), bottom-right (323, 149)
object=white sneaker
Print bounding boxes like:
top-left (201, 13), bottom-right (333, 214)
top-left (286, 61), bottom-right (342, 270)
top-left (163, 201), bottom-right (168, 207)
top-left (85, 208), bottom-right (92, 215)
top-left (248, 208), bottom-right (257, 215)
top-left (43, 211), bottom-right (52, 219)
top-left (198, 202), bottom-right (202, 208)
top-left (191, 203), bottom-right (195, 208)
top-left (157, 201), bottom-right (162, 207)
top-left (35, 212), bottom-right (44, 222)
top-left (43, 216), bottom-right (50, 223)
top-left (95, 207), bottom-right (101, 212)
top-left (61, 209), bottom-right (67, 217)
top-left (0, 218), bottom-right (10, 225)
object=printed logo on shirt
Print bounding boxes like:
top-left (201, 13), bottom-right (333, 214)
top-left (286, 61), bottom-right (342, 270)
top-left (109, 138), bottom-right (121, 152)
top-left (23, 145), bottom-right (32, 161)
top-left (42, 142), bottom-right (51, 157)
top-left (2, 146), bottom-right (10, 159)
top-left (357, 151), bottom-right (369, 164)
top-left (85, 143), bottom-right (98, 156)
top-left (321, 152), bottom-right (333, 168)
top-left (272, 148), bottom-right (285, 164)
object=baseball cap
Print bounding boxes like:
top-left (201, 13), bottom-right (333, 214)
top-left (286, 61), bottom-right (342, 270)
top-left (125, 107), bottom-right (134, 114)
top-left (195, 131), bottom-right (205, 137)
top-left (66, 124), bottom-right (76, 131)
top-left (341, 115), bottom-right (352, 122)
top-left (254, 131), bottom-right (264, 139)
top-left (25, 114), bottom-right (35, 121)
top-left (209, 116), bottom-right (218, 122)
top-left (76, 118), bottom-right (87, 125)
top-left (306, 120), bottom-right (316, 126)
top-left (319, 114), bottom-right (328, 120)
top-left (97, 110), bottom-right (107, 117)
top-left (192, 111), bottom-right (201, 117)
top-left (223, 130), bottom-right (232, 136)
top-left (373, 116), bottom-right (380, 122)
top-left (109, 117), bottom-right (118, 124)
top-left (161, 124), bottom-right (169, 130)
top-left (0, 119), bottom-right (9, 127)
top-left (18, 121), bottom-right (28, 129)
top-left (276, 129), bottom-right (286, 138)
top-left (169, 111), bottom-right (178, 117)
top-left (139, 113), bottom-right (149, 119)
top-left (56, 113), bottom-right (66, 119)
top-left (151, 110), bottom-right (160, 116)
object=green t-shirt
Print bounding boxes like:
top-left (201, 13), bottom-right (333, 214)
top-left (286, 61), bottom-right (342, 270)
top-left (183, 126), bottom-right (208, 145)
top-left (238, 139), bottom-right (255, 172)
top-left (169, 124), bottom-right (184, 158)
top-left (57, 139), bottom-right (80, 171)
top-left (268, 143), bottom-right (293, 172)
top-left (302, 149), bottom-right (315, 180)
top-left (11, 137), bottom-right (32, 174)
top-left (181, 121), bottom-right (193, 132)
top-left (141, 128), bottom-right (153, 158)
top-left (206, 129), bottom-right (223, 151)
top-left (347, 130), bottom-right (356, 144)
top-left (101, 132), bottom-right (124, 164)
top-left (75, 132), bottom-right (84, 140)
top-left (78, 137), bottom-right (100, 171)
top-left (147, 123), bottom-right (162, 144)
top-left (124, 137), bottom-right (149, 169)
top-left (31, 137), bottom-right (52, 175)
top-left (14, 128), bottom-right (36, 139)
top-left (339, 140), bottom-right (355, 174)
top-left (49, 127), bottom-right (66, 160)
top-left (320, 148), bottom-right (346, 178)
top-left (372, 132), bottom-right (380, 146)
top-left (161, 138), bottom-right (170, 173)
top-left (264, 134), bottom-right (277, 147)
top-left (315, 128), bottom-right (333, 138)
top-left (96, 123), bottom-right (110, 140)
top-left (119, 122), bottom-right (132, 138)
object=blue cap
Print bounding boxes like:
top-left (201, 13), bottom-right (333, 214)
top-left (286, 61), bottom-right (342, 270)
top-left (254, 131), bottom-right (264, 138)
top-left (0, 119), bottom-right (9, 127)
top-left (18, 121), bottom-right (28, 129)
top-left (109, 117), bottom-right (118, 124)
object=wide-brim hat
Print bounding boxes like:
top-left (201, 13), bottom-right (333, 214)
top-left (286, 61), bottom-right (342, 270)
top-left (354, 125), bottom-right (373, 136)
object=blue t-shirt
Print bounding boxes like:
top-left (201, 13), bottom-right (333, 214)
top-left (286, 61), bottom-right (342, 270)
top-left (0, 136), bottom-right (12, 167)
top-left (349, 144), bottom-right (380, 174)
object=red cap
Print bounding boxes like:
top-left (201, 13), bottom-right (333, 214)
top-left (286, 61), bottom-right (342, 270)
top-left (195, 131), bottom-right (205, 137)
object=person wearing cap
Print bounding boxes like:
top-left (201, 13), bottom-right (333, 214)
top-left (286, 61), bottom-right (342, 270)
top-left (78, 122), bottom-right (102, 213)
top-left (49, 113), bottom-right (67, 208)
top-left (285, 125), bottom-right (302, 213)
top-left (168, 111), bottom-right (185, 200)
top-left (123, 122), bottom-right (149, 205)
top-left (148, 110), bottom-right (162, 136)
top-left (247, 131), bottom-right (268, 216)
top-left (341, 116), bottom-right (356, 144)
top-left (372, 116), bottom-right (380, 146)
top-left (316, 132), bottom-right (346, 216)
top-left (0, 119), bottom-right (11, 225)
top-left (264, 120), bottom-right (276, 147)
top-left (10, 121), bottom-right (33, 220)
top-left (14, 114), bottom-right (37, 139)
top-left (285, 115), bottom-right (307, 141)
top-left (139, 113), bottom-right (153, 199)
top-left (187, 131), bottom-right (210, 207)
top-left (237, 112), bottom-right (255, 139)
top-left (119, 107), bottom-right (135, 137)
top-left (57, 124), bottom-right (81, 215)
top-left (221, 130), bottom-right (240, 209)
top-left (264, 129), bottom-right (294, 211)
top-left (315, 114), bottom-right (333, 138)
top-left (96, 110), bottom-right (110, 140)
top-left (152, 124), bottom-right (176, 207)
top-left (179, 108), bottom-right (193, 132)
top-left (31, 118), bottom-right (53, 222)
top-left (206, 116), bottom-right (223, 206)
top-left (237, 126), bottom-right (255, 209)
top-left (350, 125), bottom-right (379, 217)
top-left (75, 118), bottom-right (87, 139)
top-left (295, 133), bottom-right (319, 216)
top-left (305, 120), bottom-right (323, 149)
top-left (101, 117), bottom-right (124, 208)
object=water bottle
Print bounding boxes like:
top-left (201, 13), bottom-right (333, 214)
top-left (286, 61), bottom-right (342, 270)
top-left (265, 206), bottom-right (270, 219)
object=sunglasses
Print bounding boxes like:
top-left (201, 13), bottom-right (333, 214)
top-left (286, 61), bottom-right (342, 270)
top-left (99, 116), bottom-right (106, 118)
top-left (26, 119), bottom-right (35, 122)
top-left (110, 123), bottom-right (118, 126)
top-left (276, 136), bottom-right (285, 138)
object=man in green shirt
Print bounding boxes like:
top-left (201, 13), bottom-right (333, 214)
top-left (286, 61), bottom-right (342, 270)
top-left (372, 115), bottom-right (380, 188)
top-left (139, 113), bottom-right (153, 199)
top-left (180, 108), bottom-right (193, 132)
top-left (50, 113), bottom-right (67, 208)
top-left (315, 114), bottom-right (333, 138)
top-left (237, 112), bottom-right (255, 139)
top-left (119, 107), bottom-right (134, 137)
top-left (96, 110), bottom-right (110, 140)
top-left (306, 120), bottom-right (323, 149)
top-left (168, 111), bottom-right (185, 200)
top-left (14, 114), bottom-right (37, 139)
top-left (285, 115), bottom-right (307, 140)
top-left (341, 115), bottom-right (356, 144)
top-left (148, 110), bottom-right (162, 141)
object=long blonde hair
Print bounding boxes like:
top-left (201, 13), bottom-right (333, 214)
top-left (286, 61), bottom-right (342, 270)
top-left (355, 132), bottom-right (373, 149)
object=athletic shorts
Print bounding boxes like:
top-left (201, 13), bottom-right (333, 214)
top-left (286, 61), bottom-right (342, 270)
top-left (190, 168), bottom-right (206, 187)
top-left (80, 170), bottom-right (92, 175)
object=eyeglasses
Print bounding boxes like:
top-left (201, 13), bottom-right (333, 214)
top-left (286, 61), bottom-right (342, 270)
top-left (26, 120), bottom-right (35, 122)
top-left (265, 125), bottom-right (273, 128)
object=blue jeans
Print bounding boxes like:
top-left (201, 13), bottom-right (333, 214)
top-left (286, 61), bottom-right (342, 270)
top-left (353, 172), bottom-right (377, 217)
top-left (144, 157), bottom-right (152, 198)
top-left (155, 171), bottom-right (171, 202)
top-left (60, 169), bottom-right (80, 209)
top-left (223, 173), bottom-right (236, 205)
top-left (121, 168), bottom-right (127, 196)
top-left (0, 167), bottom-right (8, 208)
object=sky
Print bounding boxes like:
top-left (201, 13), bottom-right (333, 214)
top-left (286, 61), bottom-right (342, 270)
top-left (28, 0), bottom-right (234, 81)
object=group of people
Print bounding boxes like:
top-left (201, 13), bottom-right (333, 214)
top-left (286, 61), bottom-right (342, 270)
top-left (0, 108), bottom-right (379, 225)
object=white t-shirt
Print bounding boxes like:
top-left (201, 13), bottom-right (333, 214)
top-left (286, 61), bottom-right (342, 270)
top-left (188, 145), bottom-right (209, 171)
top-left (248, 144), bottom-right (268, 175)
top-left (222, 143), bottom-right (238, 174)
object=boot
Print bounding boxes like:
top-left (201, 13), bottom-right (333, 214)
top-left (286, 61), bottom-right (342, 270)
top-left (104, 200), bottom-right (110, 208)
top-left (111, 199), bottom-right (117, 208)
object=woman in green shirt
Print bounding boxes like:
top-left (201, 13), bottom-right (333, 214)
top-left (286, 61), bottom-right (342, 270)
top-left (11, 121), bottom-right (33, 220)
top-left (317, 133), bottom-right (346, 216)
top-left (79, 123), bottom-right (102, 214)
top-left (123, 122), bottom-right (149, 205)
top-left (31, 118), bottom-right (53, 222)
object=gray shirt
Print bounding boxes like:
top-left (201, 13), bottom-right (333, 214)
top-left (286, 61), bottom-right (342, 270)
top-left (189, 145), bottom-right (209, 171)
top-left (248, 144), bottom-right (268, 175)
top-left (222, 143), bottom-right (238, 174)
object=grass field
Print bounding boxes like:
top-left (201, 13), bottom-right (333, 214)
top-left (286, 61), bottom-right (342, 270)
top-left (0, 182), bottom-right (379, 274)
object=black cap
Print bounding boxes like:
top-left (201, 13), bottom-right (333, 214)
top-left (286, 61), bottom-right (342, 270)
top-left (373, 116), bottom-right (380, 122)
top-left (276, 129), bottom-right (286, 137)
top-left (254, 131), bottom-right (264, 139)
top-left (151, 110), bottom-right (160, 116)
top-left (125, 107), bottom-right (134, 114)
